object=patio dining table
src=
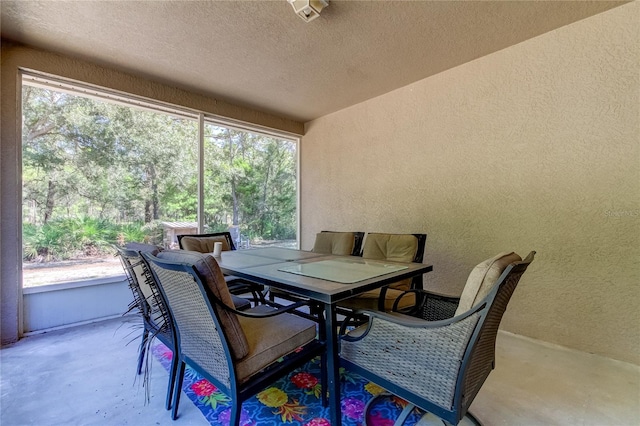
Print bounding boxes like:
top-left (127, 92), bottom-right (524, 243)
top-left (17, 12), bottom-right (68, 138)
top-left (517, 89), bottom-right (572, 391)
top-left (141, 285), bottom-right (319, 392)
top-left (214, 247), bottom-right (433, 426)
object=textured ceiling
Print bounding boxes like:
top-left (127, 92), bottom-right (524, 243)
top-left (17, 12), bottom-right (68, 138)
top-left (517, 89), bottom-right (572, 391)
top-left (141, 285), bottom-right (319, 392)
top-left (0, 1), bottom-right (625, 122)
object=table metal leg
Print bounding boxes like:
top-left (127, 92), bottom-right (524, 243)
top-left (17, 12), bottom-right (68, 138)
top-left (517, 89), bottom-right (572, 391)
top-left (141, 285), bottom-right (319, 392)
top-left (324, 303), bottom-right (342, 426)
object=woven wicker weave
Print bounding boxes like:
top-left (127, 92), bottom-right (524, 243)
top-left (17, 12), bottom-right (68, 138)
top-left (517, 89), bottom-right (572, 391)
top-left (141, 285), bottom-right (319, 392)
top-left (116, 248), bottom-right (172, 352)
top-left (341, 312), bottom-right (480, 409)
top-left (143, 251), bottom-right (326, 424)
top-left (149, 264), bottom-right (232, 388)
top-left (340, 251), bottom-right (535, 426)
top-left (459, 265), bottom-right (526, 412)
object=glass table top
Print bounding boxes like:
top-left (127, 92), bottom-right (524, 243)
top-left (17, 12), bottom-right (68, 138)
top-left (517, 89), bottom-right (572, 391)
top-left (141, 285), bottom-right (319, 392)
top-left (278, 258), bottom-right (408, 284)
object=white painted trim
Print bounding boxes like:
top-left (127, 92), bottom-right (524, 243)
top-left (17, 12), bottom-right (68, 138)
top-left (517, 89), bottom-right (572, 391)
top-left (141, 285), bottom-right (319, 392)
top-left (22, 312), bottom-right (137, 337)
top-left (198, 113), bottom-right (205, 232)
top-left (22, 275), bottom-right (127, 294)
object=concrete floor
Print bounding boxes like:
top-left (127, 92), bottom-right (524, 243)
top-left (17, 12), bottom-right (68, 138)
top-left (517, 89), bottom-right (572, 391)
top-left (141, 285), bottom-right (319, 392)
top-left (1, 316), bottom-right (638, 426)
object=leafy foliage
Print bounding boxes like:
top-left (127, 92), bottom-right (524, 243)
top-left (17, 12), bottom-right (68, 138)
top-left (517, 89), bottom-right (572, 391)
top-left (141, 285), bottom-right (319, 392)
top-left (22, 218), bottom-right (140, 260)
top-left (22, 85), bottom-right (297, 261)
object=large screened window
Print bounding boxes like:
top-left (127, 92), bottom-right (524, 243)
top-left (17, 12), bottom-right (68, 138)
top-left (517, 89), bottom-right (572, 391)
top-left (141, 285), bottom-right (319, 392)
top-left (21, 74), bottom-right (298, 287)
top-left (203, 123), bottom-right (297, 249)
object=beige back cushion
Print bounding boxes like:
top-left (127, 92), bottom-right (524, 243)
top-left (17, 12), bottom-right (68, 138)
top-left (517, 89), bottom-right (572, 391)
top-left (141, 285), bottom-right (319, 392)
top-left (132, 257), bottom-right (155, 300)
top-left (454, 252), bottom-right (522, 316)
top-left (362, 234), bottom-right (418, 262)
top-left (122, 243), bottom-right (162, 312)
top-left (362, 234), bottom-right (418, 290)
top-left (312, 232), bottom-right (355, 255)
top-left (156, 250), bottom-right (249, 360)
top-left (181, 236), bottom-right (231, 253)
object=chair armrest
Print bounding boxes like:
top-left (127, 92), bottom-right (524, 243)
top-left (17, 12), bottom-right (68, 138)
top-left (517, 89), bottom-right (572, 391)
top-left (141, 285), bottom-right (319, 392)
top-left (339, 309), bottom-right (483, 410)
top-left (375, 275), bottom-right (426, 311)
top-left (392, 289), bottom-right (460, 321)
top-left (225, 277), bottom-right (267, 305)
top-left (340, 308), bottom-right (476, 342)
top-left (213, 291), bottom-right (321, 323)
top-left (215, 298), bottom-right (311, 319)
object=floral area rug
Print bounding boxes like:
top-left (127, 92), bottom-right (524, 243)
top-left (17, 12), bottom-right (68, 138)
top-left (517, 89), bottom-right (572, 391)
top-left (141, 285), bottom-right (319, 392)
top-left (152, 343), bottom-right (437, 426)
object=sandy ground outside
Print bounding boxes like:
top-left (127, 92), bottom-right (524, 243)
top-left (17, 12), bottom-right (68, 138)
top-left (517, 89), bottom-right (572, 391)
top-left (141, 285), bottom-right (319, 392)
top-left (22, 240), bottom-right (297, 287)
top-left (22, 256), bottom-right (124, 287)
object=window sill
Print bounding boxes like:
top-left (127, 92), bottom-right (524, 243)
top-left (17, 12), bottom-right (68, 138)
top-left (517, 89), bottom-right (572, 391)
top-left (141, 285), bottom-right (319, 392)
top-left (22, 275), bottom-right (127, 295)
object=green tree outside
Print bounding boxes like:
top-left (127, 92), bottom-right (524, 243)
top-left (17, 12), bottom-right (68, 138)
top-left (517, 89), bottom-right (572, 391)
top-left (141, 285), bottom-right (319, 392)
top-left (22, 85), bottom-right (297, 263)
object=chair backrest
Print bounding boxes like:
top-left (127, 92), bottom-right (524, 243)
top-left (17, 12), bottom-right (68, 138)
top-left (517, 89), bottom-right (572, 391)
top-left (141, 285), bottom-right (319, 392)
top-left (115, 245), bottom-right (171, 335)
top-left (143, 250), bottom-right (238, 391)
top-left (149, 250), bottom-right (250, 361)
top-left (454, 251), bottom-right (522, 316)
top-left (455, 251), bottom-right (535, 422)
top-left (362, 233), bottom-right (426, 263)
top-left (177, 232), bottom-right (236, 252)
top-left (124, 241), bottom-right (164, 253)
top-left (362, 233), bottom-right (427, 290)
top-left (312, 231), bottom-right (365, 256)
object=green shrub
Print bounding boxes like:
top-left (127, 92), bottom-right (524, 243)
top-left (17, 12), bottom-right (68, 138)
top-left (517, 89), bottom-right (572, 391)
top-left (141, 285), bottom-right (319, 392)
top-left (22, 218), bottom-right (158, 261)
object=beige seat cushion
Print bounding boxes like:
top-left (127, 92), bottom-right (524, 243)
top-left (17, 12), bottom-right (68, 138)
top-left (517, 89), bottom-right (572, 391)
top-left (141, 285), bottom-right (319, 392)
top-left (454, 252), bottom-right (522, 316)
top-left (236, 305), bottom-right (316, 384)
top-left (312, 232), bottom-right (355, 255)
top-left (156, 250), bottom-right (250, 360)
top-left (339, 288), bottom-right (416, 311)
top-left (180, 236), bottom-right (231, 253)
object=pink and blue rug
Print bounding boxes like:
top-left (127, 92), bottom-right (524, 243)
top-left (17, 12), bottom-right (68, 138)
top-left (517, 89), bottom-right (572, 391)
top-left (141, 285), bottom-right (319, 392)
top-left (152, 343), bottom-right (428, 426)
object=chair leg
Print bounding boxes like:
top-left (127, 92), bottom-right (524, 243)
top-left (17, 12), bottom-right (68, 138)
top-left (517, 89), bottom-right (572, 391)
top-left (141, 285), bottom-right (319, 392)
top-left (137, 328), bottom-right (149, 375)
top-left (230, 401), bottom-right (242, 426)
top-left (320, 353), bottom-right (328, 407)
top-left (466, 411), bottom-right (482, 425)
top-left (171, 361), bottom-right (186, 420)
top-left (165, 350), bottom-right (179, 410)
top-left (393, 403), bottom-right (414, 426)
top-left (364, 393), bottom-right (390, 425)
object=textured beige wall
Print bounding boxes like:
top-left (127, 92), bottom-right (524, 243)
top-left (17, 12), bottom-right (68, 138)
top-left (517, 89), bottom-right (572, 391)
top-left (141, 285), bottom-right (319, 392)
top-left (0, 43), bottom-right (303, 344)
top-left (301, 3), bottom-right (639, 364)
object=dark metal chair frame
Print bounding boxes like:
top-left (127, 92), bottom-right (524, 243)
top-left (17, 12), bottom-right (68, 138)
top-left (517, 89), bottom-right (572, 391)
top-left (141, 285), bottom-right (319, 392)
top-left (339, 251), bottom-right (535, 426)
top-left (177, 231), bottom-right (266, 304)
top-left (115, 245), bottom-right (178, 410)
top-left (142, 252), bottom-right (327, 424)
top-left (177, 231), bottom-right (236, 251)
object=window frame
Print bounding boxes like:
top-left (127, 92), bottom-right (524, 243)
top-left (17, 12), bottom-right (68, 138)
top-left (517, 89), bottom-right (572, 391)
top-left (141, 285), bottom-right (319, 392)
top-left (19, 70), bottom-right (301, 285)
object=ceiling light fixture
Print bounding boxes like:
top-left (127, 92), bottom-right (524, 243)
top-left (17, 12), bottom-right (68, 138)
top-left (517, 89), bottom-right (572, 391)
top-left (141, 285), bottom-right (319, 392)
top-left (287, 0), bottom-right (329, 22)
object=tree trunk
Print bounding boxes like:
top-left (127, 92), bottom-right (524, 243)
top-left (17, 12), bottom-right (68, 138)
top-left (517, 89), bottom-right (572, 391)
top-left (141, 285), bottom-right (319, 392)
top-left (145, 200), bottom-right (152, 223)
top-left (144, 164), bottom-right (159, 223)
top-left (260, 163), bottom-right (271, 235)
top-left (231, 177), bottom-right (239, 226)
top-left (43, 180), bottom-right (56, 224)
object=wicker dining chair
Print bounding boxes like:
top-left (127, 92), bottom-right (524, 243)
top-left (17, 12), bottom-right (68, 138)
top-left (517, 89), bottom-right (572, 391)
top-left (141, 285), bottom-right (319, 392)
top-left (116, 243), bottom-right (252, 409)
top-left (312, 230), bottom-right (365, 256)
top-left (340, 251), bottom-right (535, 426)
top-left (142, 250), bottom-right (326, 424)
top-left (115, 244), bottom-right (177, 410)
top-left (177, 231), bottom-right (235, 253)
top-left (177, 232), bottom-right (265, 304)
top-left (338, 232), bottom-right (427, 313)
